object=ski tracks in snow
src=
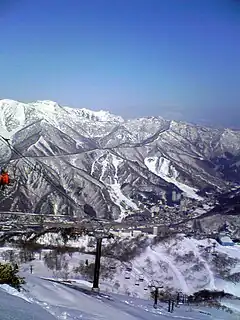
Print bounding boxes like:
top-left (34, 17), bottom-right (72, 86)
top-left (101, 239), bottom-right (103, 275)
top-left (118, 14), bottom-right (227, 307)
top-left (150, 246), bottom-right (189, 293)
top-left (184, 239), bottom-right (216, 290)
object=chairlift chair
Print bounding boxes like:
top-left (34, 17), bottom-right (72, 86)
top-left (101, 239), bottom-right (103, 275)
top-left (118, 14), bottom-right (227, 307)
top-left (139, 275), bottom-right (144, 282)
top-left (125, 273), bottom-right (130, 280)
top-left (0, 168), bottom-right (10, 185)
top-left (110, 265), bottom-right (116, 270)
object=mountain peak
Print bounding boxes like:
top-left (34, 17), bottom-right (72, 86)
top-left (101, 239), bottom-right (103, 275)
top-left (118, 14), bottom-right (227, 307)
top-left (79, 107), bottom-right (124, 122)
top-left (63, 106), bottom-right (124, 123)
top-left (32, 100), bottom-right (65, 113)
top-left (35, 100), bottom-right (59, 106)
top-left (0, 99), bottom-right (23, 106)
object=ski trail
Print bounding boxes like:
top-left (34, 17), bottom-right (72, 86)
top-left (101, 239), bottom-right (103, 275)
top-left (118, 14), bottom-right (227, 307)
top-left (99, 155), bottom-right (109, 182)
top-left (185, 239), bottom-right (216, 290)
top-left (111, 155), bottom-right (123, 184)
top-left (150, 247), bottom-right (189, 293)
top-left (90, 158), bottom-right (97, 176)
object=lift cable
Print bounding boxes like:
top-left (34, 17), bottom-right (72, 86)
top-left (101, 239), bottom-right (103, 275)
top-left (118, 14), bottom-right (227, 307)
top-left (0, 135), bottom-right (109, 231)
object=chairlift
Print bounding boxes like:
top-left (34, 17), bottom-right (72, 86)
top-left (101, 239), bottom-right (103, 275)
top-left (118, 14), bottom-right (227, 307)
top-left (139, 274), bottom-right (144, 282)
top-left (0, 168), bottom-right (10, 191)
top-left (125, 273), bottom-right (130, 280)
top-left (148, 283), bottom-right (155, 289)
top-left (110, 265), bottom-right (116, 270)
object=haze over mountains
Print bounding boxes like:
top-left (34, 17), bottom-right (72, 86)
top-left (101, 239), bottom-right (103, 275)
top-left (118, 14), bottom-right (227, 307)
top-left (0, 99), bottom-right (239, 220)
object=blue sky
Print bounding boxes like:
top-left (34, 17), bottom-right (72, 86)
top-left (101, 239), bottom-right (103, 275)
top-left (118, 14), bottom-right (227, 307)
top-left (0, 0), bottom-right (239, 127)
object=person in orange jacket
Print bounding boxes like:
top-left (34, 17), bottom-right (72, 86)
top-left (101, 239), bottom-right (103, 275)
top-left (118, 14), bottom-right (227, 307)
top-left (0, 169), bottom-right (10, 191)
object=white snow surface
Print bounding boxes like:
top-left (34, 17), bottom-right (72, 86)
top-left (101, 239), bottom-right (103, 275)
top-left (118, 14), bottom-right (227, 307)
top-left (144, 156), bottom-right (203, 200)
top-left (0, 238), bottom-right (240, 319)
top-left (13, 234), bottom-right (240, 299)
top-left (75, 107), bottom-right (124, 123)
top-left (108, 154), bottom-right (139, 220)
top-left (0, 99), bottom-right (124, 139)
top-left (0, 285), bottom-right (56, 319)
top-left (91, 152), bottom-right (139, 220)
top-left (0, 268), bottom-right (238, 320)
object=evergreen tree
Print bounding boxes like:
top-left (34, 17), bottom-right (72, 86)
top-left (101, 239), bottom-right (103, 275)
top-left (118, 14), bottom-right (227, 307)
top-left (0, 262), bottom-right (25, 291)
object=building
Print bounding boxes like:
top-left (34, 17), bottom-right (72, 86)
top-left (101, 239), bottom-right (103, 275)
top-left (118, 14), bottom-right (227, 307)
top-left (218, 235), bottom-right (235, 246)
top-left (153, 226), bottom-right (158, 236)
top-left (172, 190), bottom-right (177, 202)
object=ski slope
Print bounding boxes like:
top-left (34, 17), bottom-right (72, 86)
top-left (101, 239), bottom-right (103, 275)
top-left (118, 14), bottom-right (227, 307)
top-left (0, 286), bottom-right (56, 320)
top-left (1, 273), bottom-right (239, 320)
top-left (109, 236), bottom-right (240, 299)
top-left (144, 156), bottom-right (203, 200)
top-left (0, 236), bottom-right (240, 319)
top-left (18, 233), bottom-right (240, 299)
top-left (150, 246), bottom-right (190, 293)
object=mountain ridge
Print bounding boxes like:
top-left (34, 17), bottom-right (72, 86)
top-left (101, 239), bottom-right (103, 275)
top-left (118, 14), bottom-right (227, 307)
top-left (0, 99), bottom-right (239, 220)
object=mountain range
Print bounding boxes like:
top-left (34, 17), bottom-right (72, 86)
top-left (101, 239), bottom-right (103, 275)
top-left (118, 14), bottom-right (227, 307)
top-left (0, 99), bottom-right (239, 220)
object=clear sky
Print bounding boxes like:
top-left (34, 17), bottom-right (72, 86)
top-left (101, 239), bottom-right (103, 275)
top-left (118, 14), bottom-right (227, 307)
top-left (0, 0), bottom-right (239, 128)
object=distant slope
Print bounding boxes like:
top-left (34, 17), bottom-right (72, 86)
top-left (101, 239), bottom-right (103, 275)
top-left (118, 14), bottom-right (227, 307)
top-left (109, 236), bottom-right (240, 298)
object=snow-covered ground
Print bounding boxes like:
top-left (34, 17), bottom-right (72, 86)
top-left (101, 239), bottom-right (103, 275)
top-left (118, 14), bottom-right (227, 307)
top-left (0, 287), bottom-right (56, 320)
top-left (110, 236), bottom-right (240, 299)
top-left (21, 233), bottom-right (240, 299)
top-left (0, 271), bottom-right (239, 320)
top-left (0, 235), bottom-right (240, 319)
top-left (91, 152), bottom-right (139, 221)
top-left (35, 232), bottom-right (96, 248)
top-left (144, 156), bottom-right (203, 200)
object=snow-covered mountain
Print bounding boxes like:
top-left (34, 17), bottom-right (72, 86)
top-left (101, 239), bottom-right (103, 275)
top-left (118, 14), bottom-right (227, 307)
top-left (0, 99), bottom-right (240, 219)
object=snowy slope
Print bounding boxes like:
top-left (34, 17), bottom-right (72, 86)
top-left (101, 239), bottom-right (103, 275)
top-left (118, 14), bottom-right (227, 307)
top-left (91, 152), bottom-right (139, 219)
top-left (144, 156), bottom-right (203, 200)
top-left (4, 229), bottom-right (239, 302)
top-left (0, 286), bottom-right (56, 319)
top-left (1, 273), bottom-right (238, 320)
top-left (0, 238), bottom-right (240, 319)
top-left (2, 234), bottom-right (240, 301)
top-left (23, 275), bottom-right (240, 320)
top-left (101, 236), bottom-right (240, 300)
